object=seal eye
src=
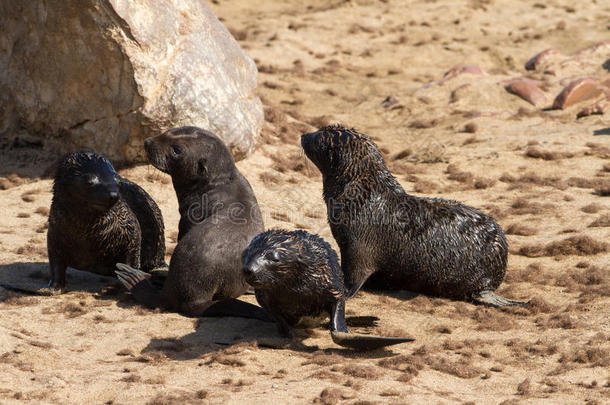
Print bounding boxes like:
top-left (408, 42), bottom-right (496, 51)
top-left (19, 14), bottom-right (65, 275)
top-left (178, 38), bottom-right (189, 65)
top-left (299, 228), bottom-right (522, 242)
top-left (265, 251), bottom-right (280, 262)
top-left (86, 175), bottom-right (100, 186)
top-left (171, 145), bottom-right (182, 157)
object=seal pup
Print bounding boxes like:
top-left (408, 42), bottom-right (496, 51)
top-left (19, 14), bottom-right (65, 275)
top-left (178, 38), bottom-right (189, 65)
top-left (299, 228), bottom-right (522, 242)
top-left (116, 126), bottom-right (267, 319)
top-left (241, 229), bottom-right (414, 350)
top-left (301, 125), bottom-right (526, 307)
top-left (1, 151), bottom-right (166, 295)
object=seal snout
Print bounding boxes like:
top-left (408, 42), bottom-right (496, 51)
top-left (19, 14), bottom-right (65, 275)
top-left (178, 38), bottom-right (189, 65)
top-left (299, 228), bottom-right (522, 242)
top-left (143, 137), bottom-right (168, 173)
top-left (300, 131), bottom-right (317, 152)
top-left (107, 188), bottom-right (119, 204)
top-left (92, 184), bottom-right (119, 209)
top-left (242, 263), bottom-right (262, 286)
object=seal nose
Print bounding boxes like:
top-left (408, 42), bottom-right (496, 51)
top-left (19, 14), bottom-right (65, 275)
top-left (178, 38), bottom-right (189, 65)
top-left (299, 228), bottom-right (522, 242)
top-left (108, 189), bottom-right (119, 204)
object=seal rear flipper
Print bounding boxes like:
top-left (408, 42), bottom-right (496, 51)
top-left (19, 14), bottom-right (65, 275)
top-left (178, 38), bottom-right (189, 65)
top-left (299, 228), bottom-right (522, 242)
top-left (330, 299), bottom-right (349, 333)
top-left (0, 282), bottom-right (63, 296)
top-left (473, 290), bottom-right (528, 307)
top-left (331, 331), bottom-right (414, 351)
top-left (202, 299), bottom-right (272, 321)
top-left (148, 267), bottom-right (168, 290)
top-left (115, 263), bottom-right (160, 309)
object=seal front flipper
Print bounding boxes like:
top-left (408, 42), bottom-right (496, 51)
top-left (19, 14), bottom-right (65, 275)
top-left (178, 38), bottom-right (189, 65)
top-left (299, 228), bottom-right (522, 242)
top-left (115, 263), bottom-right (160, 309)
top-left (0, 282), bottom-right (63, 296)
top-left (473, 290), bottom-right (528, 307)
top-left (330, 299), bottom-right (349, 333)
top-left (330, 299), bottom-right (414, 350)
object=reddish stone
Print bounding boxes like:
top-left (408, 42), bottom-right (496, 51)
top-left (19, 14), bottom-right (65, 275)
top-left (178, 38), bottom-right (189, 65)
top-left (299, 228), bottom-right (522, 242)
top-left (525, 48), bottom-right (559, 71)
top-left (601, 78), bottom-right (610, 96)
top-left (574, 40), bottom-right (610, 56)
top-left (577, 101), bottom-right (609, 118)
top-left (440, 64), bottom-right (485, 83)
top-left (505, 79), bottom-right (547, 107)
top-left (552, 78), bottom-right (604, 109)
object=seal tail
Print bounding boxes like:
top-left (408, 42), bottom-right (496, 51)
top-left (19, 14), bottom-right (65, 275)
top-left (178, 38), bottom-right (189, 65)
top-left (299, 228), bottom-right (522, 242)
top-left (203, 299), bottom-right (272, 322)
top-left (473, 290), bottom-right (528, 307)
top-left (115, 263), bottom-right (161, 309)
top-left (330, 299), bottom-right (414, 351)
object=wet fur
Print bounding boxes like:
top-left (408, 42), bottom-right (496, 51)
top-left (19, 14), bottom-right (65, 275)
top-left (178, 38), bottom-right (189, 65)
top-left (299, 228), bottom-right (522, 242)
top-left (242, 229), bottom-right (414, 349)
top-left (301, 125), bottom-right (519, 303)
top-left (47, 151), bottom-right (166, 292)
top-left (242, 229), bottom-right (344, 335)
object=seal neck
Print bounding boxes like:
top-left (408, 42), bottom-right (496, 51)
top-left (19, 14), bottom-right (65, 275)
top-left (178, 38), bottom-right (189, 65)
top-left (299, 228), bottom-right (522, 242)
top-left (173, 169), bottom-right (249, 237)
top-left (322, 164), bottom-right (404, 202)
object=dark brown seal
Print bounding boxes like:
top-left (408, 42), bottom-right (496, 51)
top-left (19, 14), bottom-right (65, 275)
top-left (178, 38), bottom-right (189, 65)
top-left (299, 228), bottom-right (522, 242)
top-left (116, 126), bottom-right (267, 318)
top-left (1, 151), bottom-right (166, 295)
top-left (301, 125), bottom-right (526, 307)
top-left (241, 229), bottom-right (414, 350)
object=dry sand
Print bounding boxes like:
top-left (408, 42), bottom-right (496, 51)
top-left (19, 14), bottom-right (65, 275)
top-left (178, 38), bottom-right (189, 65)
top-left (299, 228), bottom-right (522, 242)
top-left (1, 0), bottom-right (609, 403)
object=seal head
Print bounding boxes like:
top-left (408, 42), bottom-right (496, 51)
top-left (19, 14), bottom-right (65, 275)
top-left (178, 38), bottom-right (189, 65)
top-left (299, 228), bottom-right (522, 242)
top-left (53, 152), bottom-right (120, 212)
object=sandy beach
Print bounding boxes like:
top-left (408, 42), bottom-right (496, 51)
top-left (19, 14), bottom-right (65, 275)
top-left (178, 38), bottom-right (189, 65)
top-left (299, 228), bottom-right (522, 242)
top-left (1, 0), bottom-right (609, 403)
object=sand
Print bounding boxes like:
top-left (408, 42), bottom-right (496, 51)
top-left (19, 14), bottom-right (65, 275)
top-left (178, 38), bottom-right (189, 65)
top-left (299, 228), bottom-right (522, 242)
top-left (1, 0), bottom-right (609, 403)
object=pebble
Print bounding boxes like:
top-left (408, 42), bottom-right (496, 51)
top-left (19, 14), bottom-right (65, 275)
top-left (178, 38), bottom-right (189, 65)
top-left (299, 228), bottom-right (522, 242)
top-left (577, 101), bottom-right (609, 118)
top-left (381, 96), bottom-right (401, 109)
top-left (552, 78), bottom-right (604, 109)
top-left (573, 40), bottom-right (610, 57)
top-left (504, 78), bottom-right (547, 106)
top-left (525, 48), bottom-right (559, 71)
top-left (440, 64), bottom-right (486, 84)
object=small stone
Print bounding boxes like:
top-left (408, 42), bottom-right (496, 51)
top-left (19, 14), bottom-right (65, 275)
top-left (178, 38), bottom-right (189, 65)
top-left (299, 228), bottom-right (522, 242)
top-left (573, 40), bottom-right (610, 57)
top-left (381, 96), bottom-right (402, 109)
top-left (577, 101), bottom-right (609, 118)
top-left (552, 78), bottom-right (604, 109)
top-left (464, 122), bottom-right (478, 133)
top-left (440, 64), bottom-right (486, 83)
top-left (505, 79), bottom-right (547, 107)
top-left (525, 48), bottom-right (559, 70)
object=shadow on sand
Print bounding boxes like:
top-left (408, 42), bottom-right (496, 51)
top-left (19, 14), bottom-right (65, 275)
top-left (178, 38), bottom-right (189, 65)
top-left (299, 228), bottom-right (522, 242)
top-left (593, 127), bottom-right (610, 136)
top-left (0, 261), bottom-right (121, 294)
top-left (0, 262), bottom-right (404, 360)
top-left (0, 261), bottom-right (148, 311)
top-left (141, 315), bottom-right (400, 361)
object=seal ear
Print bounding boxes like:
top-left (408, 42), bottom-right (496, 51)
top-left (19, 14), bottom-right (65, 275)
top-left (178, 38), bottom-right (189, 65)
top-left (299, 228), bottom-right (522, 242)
top-left (197, 161), bottom-right (207, 177)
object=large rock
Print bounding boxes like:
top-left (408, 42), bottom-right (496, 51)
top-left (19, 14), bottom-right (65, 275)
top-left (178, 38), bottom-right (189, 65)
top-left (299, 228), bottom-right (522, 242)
top-left (0, 0), bottom-right (263, 162)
